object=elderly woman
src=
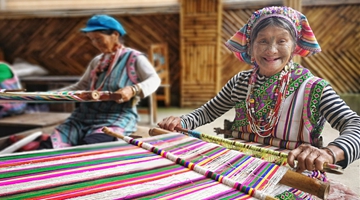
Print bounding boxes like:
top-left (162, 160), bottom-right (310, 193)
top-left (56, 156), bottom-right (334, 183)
top-left (40, 15), bottom-right (160, 149)
top-left (158, 6), bottom-right (359, 199)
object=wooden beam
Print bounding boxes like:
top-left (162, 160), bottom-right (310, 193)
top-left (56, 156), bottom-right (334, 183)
top-left (0, 6), bottom-right (180, 19)
top-left (223, 0), bottom-right (360, 9)
top-left (0, 0), bottom-right (359, 18)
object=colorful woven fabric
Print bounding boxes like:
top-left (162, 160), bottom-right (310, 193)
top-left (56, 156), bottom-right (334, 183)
top-left (0, 90), bottom-right (107, 102)
top-left (225, 6), bottom-right (321, 64)
top-left (231, 65), bottom-right (328, 148)
top-left (0, 133), bottom-right (302, 200)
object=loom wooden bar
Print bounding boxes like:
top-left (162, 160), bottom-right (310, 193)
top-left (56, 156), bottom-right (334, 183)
top-left (0, 131), bottom-right (42, 154)
top-left (148, 127), bottom-right (173, 136)
top-left (280, 169), bottom-right (329, 199)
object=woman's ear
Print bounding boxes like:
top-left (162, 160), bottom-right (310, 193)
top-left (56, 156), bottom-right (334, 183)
top-left (247, 47), bottom-right (252, 56)
top-left (112, 31), bottom-right (120, 38)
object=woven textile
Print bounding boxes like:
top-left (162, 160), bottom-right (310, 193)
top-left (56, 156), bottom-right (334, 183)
top-left (0, 90), bottom-right (103, 102)
top-left (0, 133), bottom-right (303, 200)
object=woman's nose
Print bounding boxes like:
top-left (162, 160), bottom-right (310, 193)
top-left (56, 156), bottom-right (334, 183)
top-left (265, 43), bottom-right (278, 54)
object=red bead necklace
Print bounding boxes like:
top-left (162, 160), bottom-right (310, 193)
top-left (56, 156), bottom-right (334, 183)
top-left (245, 64), bottom-right (292, 137)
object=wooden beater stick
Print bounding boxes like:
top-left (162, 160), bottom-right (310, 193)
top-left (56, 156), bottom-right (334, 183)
top-left (149, 127), bottom-right (330, 199)
top-left (73, 91), bottom-right (122, 101)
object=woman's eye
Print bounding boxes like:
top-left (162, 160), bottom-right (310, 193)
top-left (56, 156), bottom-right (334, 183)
top-left (259, 40), bottom-right (267, 44)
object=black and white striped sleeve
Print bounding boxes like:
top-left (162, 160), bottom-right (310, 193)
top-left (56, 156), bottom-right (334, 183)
top-left (319, 85), bottom-right (360, 168)
top-left (180, 71), bottom-right (250, 130)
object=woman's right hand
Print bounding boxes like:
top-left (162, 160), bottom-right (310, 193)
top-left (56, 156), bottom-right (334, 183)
top-left (157, 116), bottom-right (182, 132)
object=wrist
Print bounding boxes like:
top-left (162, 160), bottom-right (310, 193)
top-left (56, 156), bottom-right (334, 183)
top-left (321, 146), bottom-right (337, 164)
top-left (131, 84), bottom-right (142, 97)
top-left (131, 86), bottom-right (137, 97)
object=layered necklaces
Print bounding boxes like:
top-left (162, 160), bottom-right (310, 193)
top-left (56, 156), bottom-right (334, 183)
top-left (245, 63), bottom-right (292, 137)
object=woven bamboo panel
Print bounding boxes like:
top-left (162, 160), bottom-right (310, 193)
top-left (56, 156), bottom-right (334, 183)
top-left (0, 4), bottom-right (358, 108)
top-left (220, 4), bottom-right (360, 94)
top-left (180, 0), bottom-right (222, 107)
top-left (0, 14), bottom-right (181, 105)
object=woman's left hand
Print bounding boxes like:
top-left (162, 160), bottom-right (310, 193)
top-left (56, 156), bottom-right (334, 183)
top-left (288, 144), bottom-right (333, 172)
top-left (114, 86), bottom-right (135, 104)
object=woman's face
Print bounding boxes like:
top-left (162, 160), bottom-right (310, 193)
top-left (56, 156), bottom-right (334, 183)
top-left (252, 25), bottom-right (294, 77)
top-left (86, 31), bottom-right (120, 53)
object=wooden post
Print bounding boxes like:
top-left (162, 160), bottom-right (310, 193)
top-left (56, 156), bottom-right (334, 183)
top-left (283, 0), bottom-right (302, 64)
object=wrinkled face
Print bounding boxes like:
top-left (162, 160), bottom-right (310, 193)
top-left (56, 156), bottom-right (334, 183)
top-left (86, 31), bottom-right (120, 53)
top-left (252, 26), bottom-right (294, 77)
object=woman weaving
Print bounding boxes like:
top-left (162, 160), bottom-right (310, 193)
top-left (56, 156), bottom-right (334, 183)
top-left (39, 15), bottom-right (161, 149)
top-left (158, 6), bottom-right (359, 198)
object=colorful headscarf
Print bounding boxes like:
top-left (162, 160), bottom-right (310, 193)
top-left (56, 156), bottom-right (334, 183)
top-left (225, 6), bottom-right (321, 64)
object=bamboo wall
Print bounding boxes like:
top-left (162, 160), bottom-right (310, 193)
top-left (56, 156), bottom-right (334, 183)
top-left (0, 4), bottom-right (358, 107)
top-left (180, 0), bottom-right (222, 107)
top-left (0, 14), bottom-right (182, 105)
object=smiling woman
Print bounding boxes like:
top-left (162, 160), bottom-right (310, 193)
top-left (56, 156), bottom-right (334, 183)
top-left (157, 6), bottom-right (360, 199)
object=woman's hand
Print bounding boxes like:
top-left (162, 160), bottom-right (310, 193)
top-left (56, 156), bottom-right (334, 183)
top-left (115, 86), bottom-right (135, 104)
top-left (157, 116), bottom-right (182, 132)
top-left (288, 144), bottom-right (334, 173)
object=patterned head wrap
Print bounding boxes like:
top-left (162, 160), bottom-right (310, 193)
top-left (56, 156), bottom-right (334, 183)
top-left (225, 6), bottom-right (321, 64)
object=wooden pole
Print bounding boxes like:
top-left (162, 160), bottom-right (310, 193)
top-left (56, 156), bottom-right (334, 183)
top-left (0, 131), bottom-right (42, 154)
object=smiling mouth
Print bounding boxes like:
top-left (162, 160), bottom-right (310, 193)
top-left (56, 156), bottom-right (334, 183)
top-left (264, 57), bottom-right (280, 61)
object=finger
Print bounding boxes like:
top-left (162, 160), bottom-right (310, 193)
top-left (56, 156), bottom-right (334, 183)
top-left (295, 147), bottom-right (313, 173)
top-left (157, 117), bottom-right (168, 129)
top-left (314, 149), bottom-right (333, 171)
top-left (158, 117), bottom-right (175, 130)
top-left (288, 147), bottom-right (303, 167)
top-left (167, 117), bottom-right (180, 131)
top-left (314, 156), bottom-right (327, 171)
top-left (304, 150), bottom-right (319, 171)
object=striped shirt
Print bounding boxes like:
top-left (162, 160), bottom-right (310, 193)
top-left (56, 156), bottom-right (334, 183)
top-left (181, 69), bottom-right (360, 168)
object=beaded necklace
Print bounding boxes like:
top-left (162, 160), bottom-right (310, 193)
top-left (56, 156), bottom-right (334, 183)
top-left (96, 53), bottom-right (115, 75)
top-left (245, 63), bottom-right (292, 137)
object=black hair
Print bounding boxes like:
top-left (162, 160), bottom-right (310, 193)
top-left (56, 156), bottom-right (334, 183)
top-left (249, 17), bottom-right (297, 54)
top-left (97, 30), bottom-right (124, 43)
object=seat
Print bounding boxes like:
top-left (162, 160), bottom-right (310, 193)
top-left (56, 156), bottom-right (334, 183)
top-left (138, 43), bottom-right (170, 125)
top-left (148, 43), bottom-right (171, 107)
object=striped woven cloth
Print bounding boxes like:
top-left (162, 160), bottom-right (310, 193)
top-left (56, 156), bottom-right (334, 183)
top-left (0, 133), bottom-right (304, 200)
top-left (0, 90), bottom-right (103, 102)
